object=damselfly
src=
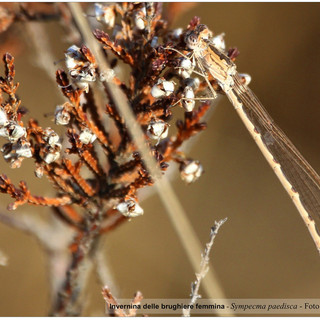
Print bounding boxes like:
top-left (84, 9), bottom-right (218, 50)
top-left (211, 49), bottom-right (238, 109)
top-left (182, 24), bottom-right (320, 251)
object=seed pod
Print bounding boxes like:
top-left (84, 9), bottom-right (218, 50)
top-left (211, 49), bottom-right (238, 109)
top-left (151, 78), bottom-right (175, 98)
top-left (1, 122), bottom-right (27, 142)
top-left (79, 128), bottom-right (97, 144)
top-left (94, 3), bottom-right (115, 28)
top-left (182, 86), bottom-right (195, 112)
top-left (0, 109), bottom-right (7, 127)
top-left (11, 125), bottom-right (26, 142)
top-left (15, 140), bottom-right (32, 158)
top-left (180, 160), bottom-right (203, 184)
top-left (134, 7), bottom-right (146, 30)
top-left (55, 105), bottom-right (71, 125)
top-left (177, 58), bottom-right (194, 79)
top-left (147, 119), bottom-right (169, 142)
top-left (43, 128), bottom-right (60, 146)
top-left (65, 45), bottom-right (97, 86)
top-left (116, 198), bottom-right (144, 218)
top-left (44, 151), bottom-right (60, 164)
top-left (65, 45), bottom-right (82, 70)
top-left (212, 33), bottom-right (226, 52)
top-left (34, 164), bottom-right (44, 178)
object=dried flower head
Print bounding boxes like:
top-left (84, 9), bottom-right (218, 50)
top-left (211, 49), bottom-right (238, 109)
top-left (94, 3), bottom-right (116, 28)
top-left (180, 160), bottom-right (204, 184)
top-left (116, 197), bottom-right (144, 218)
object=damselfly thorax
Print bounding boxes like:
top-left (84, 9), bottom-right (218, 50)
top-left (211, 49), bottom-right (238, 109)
top-left (185, 24), bottom-right (236, 92)
top-left (183, 23), bottom-right (320, 252)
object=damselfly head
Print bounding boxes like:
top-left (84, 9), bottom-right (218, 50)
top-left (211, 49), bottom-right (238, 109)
top-left (185, 24), bottom-right (211, 50)
top-left (184, 31), bottom-right (199, 50)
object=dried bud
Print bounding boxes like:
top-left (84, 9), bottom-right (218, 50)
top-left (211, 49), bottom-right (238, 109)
top-left (79, 128), bottom-right (97, 144)
top-left (151, 78), bottom-right (175, 98)
top-left (212, 33), bottom-right (226, 52)
top-left (65, 45), bottom-right (82, 70)
top-left (180, 58), bottom-right (193, 70)
top-left (11, 125), bottom-right (26, 142)
top-left (65, 45), bottom-right (97, 84)
top-left (94, 3), bottom-right (115, 28)
top-left (239, 73), bottom-right (252, 86)
top-left (0, 122), bottom-right (27, 142)
top-left (35, 164), bottom-right (44, 178)
top-left (15, 140), bottom-right (32, 158)
top-left (0, 109), bottom-right (7, 127)
top-left (134, 7), bottom-right (146, 30)
top-left (180, 160), bottom-right (203, 184)
top-left (43, 128), bottom-right (60, 146)
top-left (177, 58), bottom-right (194, 79)
top-left (55, 105), bottom-right (71, 126)
top-left (116, 198), bottom-right (144, 218)
top-left (43, 151), bottom-right (60, 164)
top-left (147, 119), bottom-right (169, 142)
top-left (182, 86), bottom-right (195, 112)
top-left (1, 140), bottom-right (32, 168)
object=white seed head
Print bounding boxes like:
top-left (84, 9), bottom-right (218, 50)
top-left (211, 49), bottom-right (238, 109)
top-left (44, 151), bottom-right (60, 164)
top-left (162, 80), bottom-right (175, 95)
top-left (65, 45), bottom-right (97, 84)
top-left (10, 125), bottom-right (26, 142)
top-left (151, 79), bottom-right (175, 98)
top-left (239, 73), bottom-right (252, 86)
top-left (0, 109), bottom-right (7, 127)
top-left (180, 58), bottom-right (192, 70)
top-left (135, 16), bottom-right (145, 30)
top-left (95, 4), bottom-right (115, 28)
top-left (43, 128), bottom-right (60, 146)
top-left (147, 119), bottom-right (169, 141)
top-left (65, 45), bottom-right (82, 69)
top-left (180, 160), bottom-right (203, 184)
top-left (79, 128), bottom-right (97, 144)
top-left (182, 86), bottom-right (195, 112)
top-left (177, 58), bottom-right (194, 79)
top-left (134, 7), bottom-right (146, 30)
top-left (212, 33), bottom-right (226, 52)
top-left (116, 198), bottom-right (144, 218)
top-left (55, 106), bottom-right (71, 125)
top-left (16, 141), bottom-right (32, 158)
top-left (151, 84), bottom-right (165, 98)
top-left (35, 165), bottom-right (44, 178)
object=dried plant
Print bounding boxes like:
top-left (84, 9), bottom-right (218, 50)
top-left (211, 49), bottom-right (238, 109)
top-left (183, 218), bottom-right (227, 317)
top-left (0, 2), bottom-right (231, 316)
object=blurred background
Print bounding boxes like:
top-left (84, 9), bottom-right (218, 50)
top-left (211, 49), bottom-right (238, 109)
top-left (0, 2), bottom-right (320, 316)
